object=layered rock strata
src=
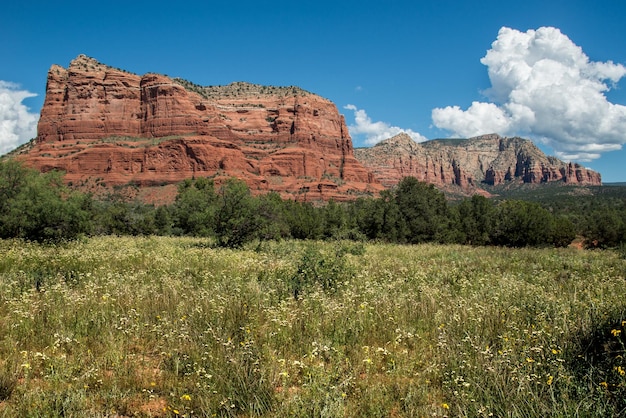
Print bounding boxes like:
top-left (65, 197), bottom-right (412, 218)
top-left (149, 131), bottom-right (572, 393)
top-left (25, 55), bottom-right (382, 201)
top-left (16, 55), bottom-right (602, 202)
top-left (354, 133), bottom-right (601, 192)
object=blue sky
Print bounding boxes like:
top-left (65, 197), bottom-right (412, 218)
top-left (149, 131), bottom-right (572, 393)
top-left (2, 0), bottom-right (626, 181)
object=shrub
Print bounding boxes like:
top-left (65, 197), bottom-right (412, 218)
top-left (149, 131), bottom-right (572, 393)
top-left (290, 242), bottom-right (355, 299)
top-left (491, 200), bottom-right (556, 247)
top-left (0, 160), bottom-right (92, 242)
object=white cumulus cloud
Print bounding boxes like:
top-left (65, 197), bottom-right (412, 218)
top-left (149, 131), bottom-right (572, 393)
top-left (0, 81), bottom-right (38, 155)
top-left (344, 104), bottom-right (427, 145)
top-left (432, 26), bottom-right (626, 161)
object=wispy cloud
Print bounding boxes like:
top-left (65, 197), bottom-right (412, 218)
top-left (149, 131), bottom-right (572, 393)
top-left (344, 104), bottom-right (427, 145)
top-left (432, 26), bottom-right (626, 161)
top-left (0, 81), bottom-right (38, 155)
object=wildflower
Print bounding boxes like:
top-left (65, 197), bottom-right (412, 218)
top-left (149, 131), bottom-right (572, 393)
top-left (341, 392), bottom-right (347, 399)
top-left (526, 357), bottom-right (534, 363)
top-left (615, 366), bottom-right (625, 376)
top-left (363, 358), bottom-right (372, 364)
top-left (442, 403), bottom-right (450, 409)
top-left (181, 394), bottom-right (191, 401)
top-left (551, 348), bottom-right (560, 355)
top-left (600, 381), bottom-right (609, 389)
top-left (546, 375), bottom-right (554, 385)
top-left (611, 329), bottom-right (622, 337)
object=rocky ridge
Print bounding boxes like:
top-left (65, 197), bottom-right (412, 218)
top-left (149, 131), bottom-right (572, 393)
top-left (23, 55), bottom-right (381, 201)
top-left (15, 55), bottom-right (602, 202)
top-left (354, 133), bottom-right (601, 194)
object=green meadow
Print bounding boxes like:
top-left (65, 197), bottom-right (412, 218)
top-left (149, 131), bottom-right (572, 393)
top-left (0, 236), bottom-right (624, 417)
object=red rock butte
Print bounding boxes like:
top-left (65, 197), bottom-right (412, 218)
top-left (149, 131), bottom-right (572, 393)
top-left (22, 55), bottom-right (382, 202)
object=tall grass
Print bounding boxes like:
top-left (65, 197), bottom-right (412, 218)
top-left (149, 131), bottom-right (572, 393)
top-left (0, 237), bottom-right (624, 416)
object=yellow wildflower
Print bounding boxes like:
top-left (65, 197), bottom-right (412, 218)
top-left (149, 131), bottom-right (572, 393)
top-left (181, 394), bottom-right (191, 401)
top-left (442, 403), bottom-right (450, 409)
top-left (611, 329), bottom-right (622, 337)
top-left (547, 375), bottom-right (554, 385)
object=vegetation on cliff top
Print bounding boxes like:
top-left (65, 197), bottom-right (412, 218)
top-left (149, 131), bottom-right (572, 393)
top-left (173, 78), bottom-right (312, 100)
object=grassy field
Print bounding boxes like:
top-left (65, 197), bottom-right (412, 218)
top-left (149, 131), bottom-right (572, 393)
top-left (0, 237), bottom-right (624, 417)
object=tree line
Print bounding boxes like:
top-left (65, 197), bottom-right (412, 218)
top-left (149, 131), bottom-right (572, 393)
top-left (1, 160), bottom-right (625, 248)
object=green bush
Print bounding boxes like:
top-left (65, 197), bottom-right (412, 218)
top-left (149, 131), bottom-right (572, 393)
top-left (213, 179), bottom-right (262, 248)
top-left (0, 160), bottom-right (91, 242)
top-left (290, 242), bottom-right (355, 299)
top-left (491, 200), bottom-right (564, 247)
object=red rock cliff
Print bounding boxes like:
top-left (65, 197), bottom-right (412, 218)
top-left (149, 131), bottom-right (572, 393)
top-left (354, 133), bottom-right (602, 194)
top-left (26, 55), bottom-right (382, 201)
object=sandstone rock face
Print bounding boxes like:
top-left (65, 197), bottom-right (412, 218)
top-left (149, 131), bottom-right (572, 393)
top-left (354, 133), bottom-right (602, 194)
top-left (24, 55), bottom-right (382, 201)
